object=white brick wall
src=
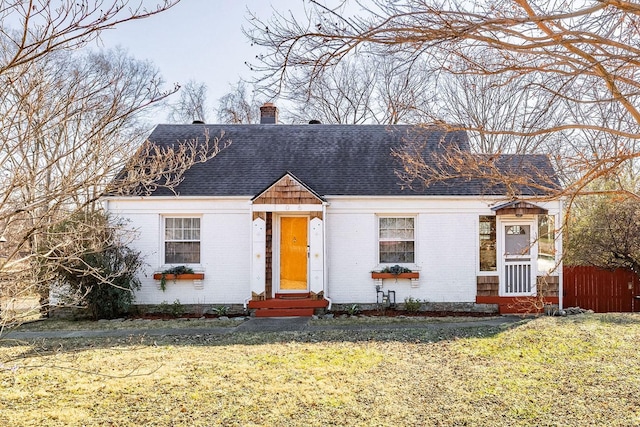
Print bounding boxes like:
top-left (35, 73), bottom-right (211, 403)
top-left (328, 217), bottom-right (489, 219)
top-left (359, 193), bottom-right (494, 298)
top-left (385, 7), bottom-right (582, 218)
top-left (108, 198), bottom-right (251, 305)
top-left (325, 203), bottom-right (478, 304)
top-left (106, 195), bottom-right (562, 305)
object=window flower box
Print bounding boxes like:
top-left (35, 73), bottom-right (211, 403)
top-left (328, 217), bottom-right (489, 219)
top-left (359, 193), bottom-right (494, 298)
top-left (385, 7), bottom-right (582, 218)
top-left (153, 266), bottom-right (204, 291)
top-left (372, 265), bottom-right (420, 288)
top-left (371, 272), bottom-right (419, 280)
top-left (152, 273), bottom-right (205, 281)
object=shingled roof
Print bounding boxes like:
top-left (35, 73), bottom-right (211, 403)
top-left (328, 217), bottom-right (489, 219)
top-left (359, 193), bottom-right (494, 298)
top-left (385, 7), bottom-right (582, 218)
top-left (140, 124), bottom-right (558, 197)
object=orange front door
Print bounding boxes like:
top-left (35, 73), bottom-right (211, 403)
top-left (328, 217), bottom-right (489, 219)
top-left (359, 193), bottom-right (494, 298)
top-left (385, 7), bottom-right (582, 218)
top-left (280, 217), bottom-right (308, 291)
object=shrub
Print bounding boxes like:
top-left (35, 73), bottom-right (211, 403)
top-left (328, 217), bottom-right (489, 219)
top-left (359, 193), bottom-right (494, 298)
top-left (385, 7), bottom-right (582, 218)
top-left (346, 304), bottom-right (360, 316)
top-left (404, 297), bottom-right (422, 313)
top-left (211, 306), bottom-right (229, 316)
top-left (170, 299), bottom-right (185, 317)
top-left (39, 211), bottom-right (142, 320)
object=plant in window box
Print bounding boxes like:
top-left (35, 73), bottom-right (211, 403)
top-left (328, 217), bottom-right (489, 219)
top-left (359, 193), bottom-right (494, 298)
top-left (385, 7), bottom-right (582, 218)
top-left (371, 264), bottom-right (419, 279)
top-left (153, 266), bottom-right (204, 291)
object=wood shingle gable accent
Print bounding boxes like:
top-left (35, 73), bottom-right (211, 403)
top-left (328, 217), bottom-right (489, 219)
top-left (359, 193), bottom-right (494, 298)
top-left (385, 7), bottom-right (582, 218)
top-left (252, 173), bottom-right (324, 206)
top-left (477, 276), bottom-right (499, 296)
top-left (491, 200), bottom-right (548, 216)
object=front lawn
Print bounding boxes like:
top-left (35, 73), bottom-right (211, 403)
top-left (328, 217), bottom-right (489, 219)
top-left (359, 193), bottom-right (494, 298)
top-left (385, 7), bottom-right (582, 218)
top-left (1, 314), bottom-right (639, 426)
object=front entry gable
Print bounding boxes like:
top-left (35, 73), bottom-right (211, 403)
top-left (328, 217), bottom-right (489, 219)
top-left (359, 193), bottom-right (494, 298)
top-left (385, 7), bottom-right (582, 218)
top-left (491, 200), bottom-right (548, 216)
top-left (249, 171), bottom-right (328, 313)
top-left (252, 172), bottom-right (325, 206)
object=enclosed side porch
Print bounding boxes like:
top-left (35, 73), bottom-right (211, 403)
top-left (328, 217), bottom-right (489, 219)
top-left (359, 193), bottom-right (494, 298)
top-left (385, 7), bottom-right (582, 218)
top-left (476, 200), bottom-right (561, 314)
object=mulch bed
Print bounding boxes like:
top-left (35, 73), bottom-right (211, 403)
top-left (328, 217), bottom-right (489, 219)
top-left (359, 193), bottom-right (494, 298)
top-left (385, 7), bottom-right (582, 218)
top-left (130, 313), bottom-right (245, 321)
top-left (131, 310), bottom-right (497, 320)
top-left (338, 310), bottom-right (497, 318)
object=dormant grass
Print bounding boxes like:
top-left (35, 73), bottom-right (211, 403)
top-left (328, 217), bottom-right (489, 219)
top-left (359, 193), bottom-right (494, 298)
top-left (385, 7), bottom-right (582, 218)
top-left (1, 314), bottom-right (639, 426)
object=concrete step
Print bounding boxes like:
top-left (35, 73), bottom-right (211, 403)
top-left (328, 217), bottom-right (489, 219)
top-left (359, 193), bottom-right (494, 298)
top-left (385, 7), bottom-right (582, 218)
top-left (254, 308), bottom-right (315, 317)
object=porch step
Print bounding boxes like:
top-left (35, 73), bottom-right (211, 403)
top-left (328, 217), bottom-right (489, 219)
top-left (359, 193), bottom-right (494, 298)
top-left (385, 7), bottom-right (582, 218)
top-left (248, 298), bottom-right (328, 309)
top-left (254, 308), bottom-right (315, 317)
top-left (248, 296), bottom-right (329, 317)
top-left (275, 293), bottom-right (310, 299)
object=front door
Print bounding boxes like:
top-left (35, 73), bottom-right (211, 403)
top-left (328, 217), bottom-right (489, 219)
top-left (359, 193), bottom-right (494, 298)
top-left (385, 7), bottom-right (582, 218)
top-left (279, 216), bottom-right (308, 291)
top-left (502, 221), bottom-right (537, 295)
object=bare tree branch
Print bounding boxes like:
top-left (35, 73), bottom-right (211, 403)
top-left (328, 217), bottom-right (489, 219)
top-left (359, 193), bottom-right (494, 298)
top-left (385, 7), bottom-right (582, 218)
top-left (247, 0), bottom-right (640, 198)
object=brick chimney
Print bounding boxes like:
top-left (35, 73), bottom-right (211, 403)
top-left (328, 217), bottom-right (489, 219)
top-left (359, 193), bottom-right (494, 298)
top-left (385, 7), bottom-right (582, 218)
top-left (260, 102), bottom-right (278, 124)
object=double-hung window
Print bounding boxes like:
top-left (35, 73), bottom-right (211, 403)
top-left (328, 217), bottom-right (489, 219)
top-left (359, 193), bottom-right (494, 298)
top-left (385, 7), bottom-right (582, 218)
top-left (164, 217), bottom-right (201, 264)
top-left (379, 217), bottom-right (415, 263)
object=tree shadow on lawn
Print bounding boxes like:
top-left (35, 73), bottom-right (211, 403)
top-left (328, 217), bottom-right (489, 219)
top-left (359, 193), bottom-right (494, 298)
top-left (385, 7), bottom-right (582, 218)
top-left (1, 318), bottom-right (530, 363)
top-left (594, 312), bottom-right (640, 325)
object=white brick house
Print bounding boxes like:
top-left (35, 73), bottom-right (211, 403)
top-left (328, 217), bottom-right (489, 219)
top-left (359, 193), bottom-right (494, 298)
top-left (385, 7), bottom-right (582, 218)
top-left (104, 106), bottom-right (563, 316)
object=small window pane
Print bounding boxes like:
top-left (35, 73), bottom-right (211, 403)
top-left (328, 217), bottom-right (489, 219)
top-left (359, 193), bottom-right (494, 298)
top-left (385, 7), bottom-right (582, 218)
top-left (505, 225), bottom-right (530, 255)
top-left (380, 242), bottom-right (414, 263)
top-left (479, 216), bottom-right (496, 271)
top-left (400, 229), bottom-right (414, 239)
top-left (165, 242), bottom-right (201, 264)
top-left (538, 215), bottom-right (555, 273)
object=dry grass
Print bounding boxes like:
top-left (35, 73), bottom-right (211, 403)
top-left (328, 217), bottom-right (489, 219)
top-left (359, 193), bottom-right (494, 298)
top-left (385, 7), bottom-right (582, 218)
top-left (1, 313), bottom-right (640, 426)
top-left (12, 314), bottom-right (490, 332)
top-left (12, 317), bottom-right (246, 331)
top-left (1, 296), bottom-right (41, 324)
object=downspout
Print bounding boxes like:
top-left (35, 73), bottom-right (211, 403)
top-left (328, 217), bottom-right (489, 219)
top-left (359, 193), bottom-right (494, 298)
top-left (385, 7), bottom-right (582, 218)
top-left (322, 201), bottom-right (332, 310)
top-left (558, 199), bottom-right (564, 311)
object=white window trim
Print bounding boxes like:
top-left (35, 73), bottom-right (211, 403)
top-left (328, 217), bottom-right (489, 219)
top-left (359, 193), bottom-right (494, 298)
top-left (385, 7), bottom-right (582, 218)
top-left (160, 215), bottom-right (203, 268)
top-left (477, 214), bottom-right (498, 276)
top-left (497, 217), bottom-right (538, 297)
top-left (376, 215), bottom-right (417, 266)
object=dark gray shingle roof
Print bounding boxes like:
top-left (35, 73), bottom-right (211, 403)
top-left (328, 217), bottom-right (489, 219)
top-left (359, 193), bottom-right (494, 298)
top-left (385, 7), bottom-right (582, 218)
top-left (142, 124), bottom-right (558, 197)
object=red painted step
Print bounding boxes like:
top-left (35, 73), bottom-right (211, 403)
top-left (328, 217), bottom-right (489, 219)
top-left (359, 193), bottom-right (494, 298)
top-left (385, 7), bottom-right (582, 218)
top-left (248, 294), bottom-right (328, 317)
top-left (254, 308), bottom-right (315, 317)
top-left (275, 293), bottom-right (310, 299)
top-left (248, 298), bottom-right (328, 309)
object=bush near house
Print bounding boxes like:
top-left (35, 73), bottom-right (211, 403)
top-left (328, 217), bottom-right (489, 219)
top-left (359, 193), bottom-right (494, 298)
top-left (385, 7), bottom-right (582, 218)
top-left (39, 211), bottom-right (142, 319)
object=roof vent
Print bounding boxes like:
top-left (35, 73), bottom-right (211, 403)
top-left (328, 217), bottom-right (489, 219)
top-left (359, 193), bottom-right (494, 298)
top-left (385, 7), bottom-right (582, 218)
top-left (308, 120), bottom-right (322, 124)
top-left (192, 120), bottom-right (205, 124)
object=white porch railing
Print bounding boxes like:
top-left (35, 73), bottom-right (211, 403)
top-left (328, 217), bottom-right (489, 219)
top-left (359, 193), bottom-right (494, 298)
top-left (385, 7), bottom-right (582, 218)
top-left (504, 260), bottom-right (532, 294)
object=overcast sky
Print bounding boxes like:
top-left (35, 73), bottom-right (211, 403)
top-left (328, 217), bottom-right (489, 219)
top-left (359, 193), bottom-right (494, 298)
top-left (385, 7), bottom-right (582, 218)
top-left (96, 1), bottom-right (307, 119)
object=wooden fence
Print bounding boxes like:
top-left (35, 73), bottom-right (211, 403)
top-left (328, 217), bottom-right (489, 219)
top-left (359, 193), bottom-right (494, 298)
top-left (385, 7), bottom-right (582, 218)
top-left (563, 266), bottom-right (640, 312)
